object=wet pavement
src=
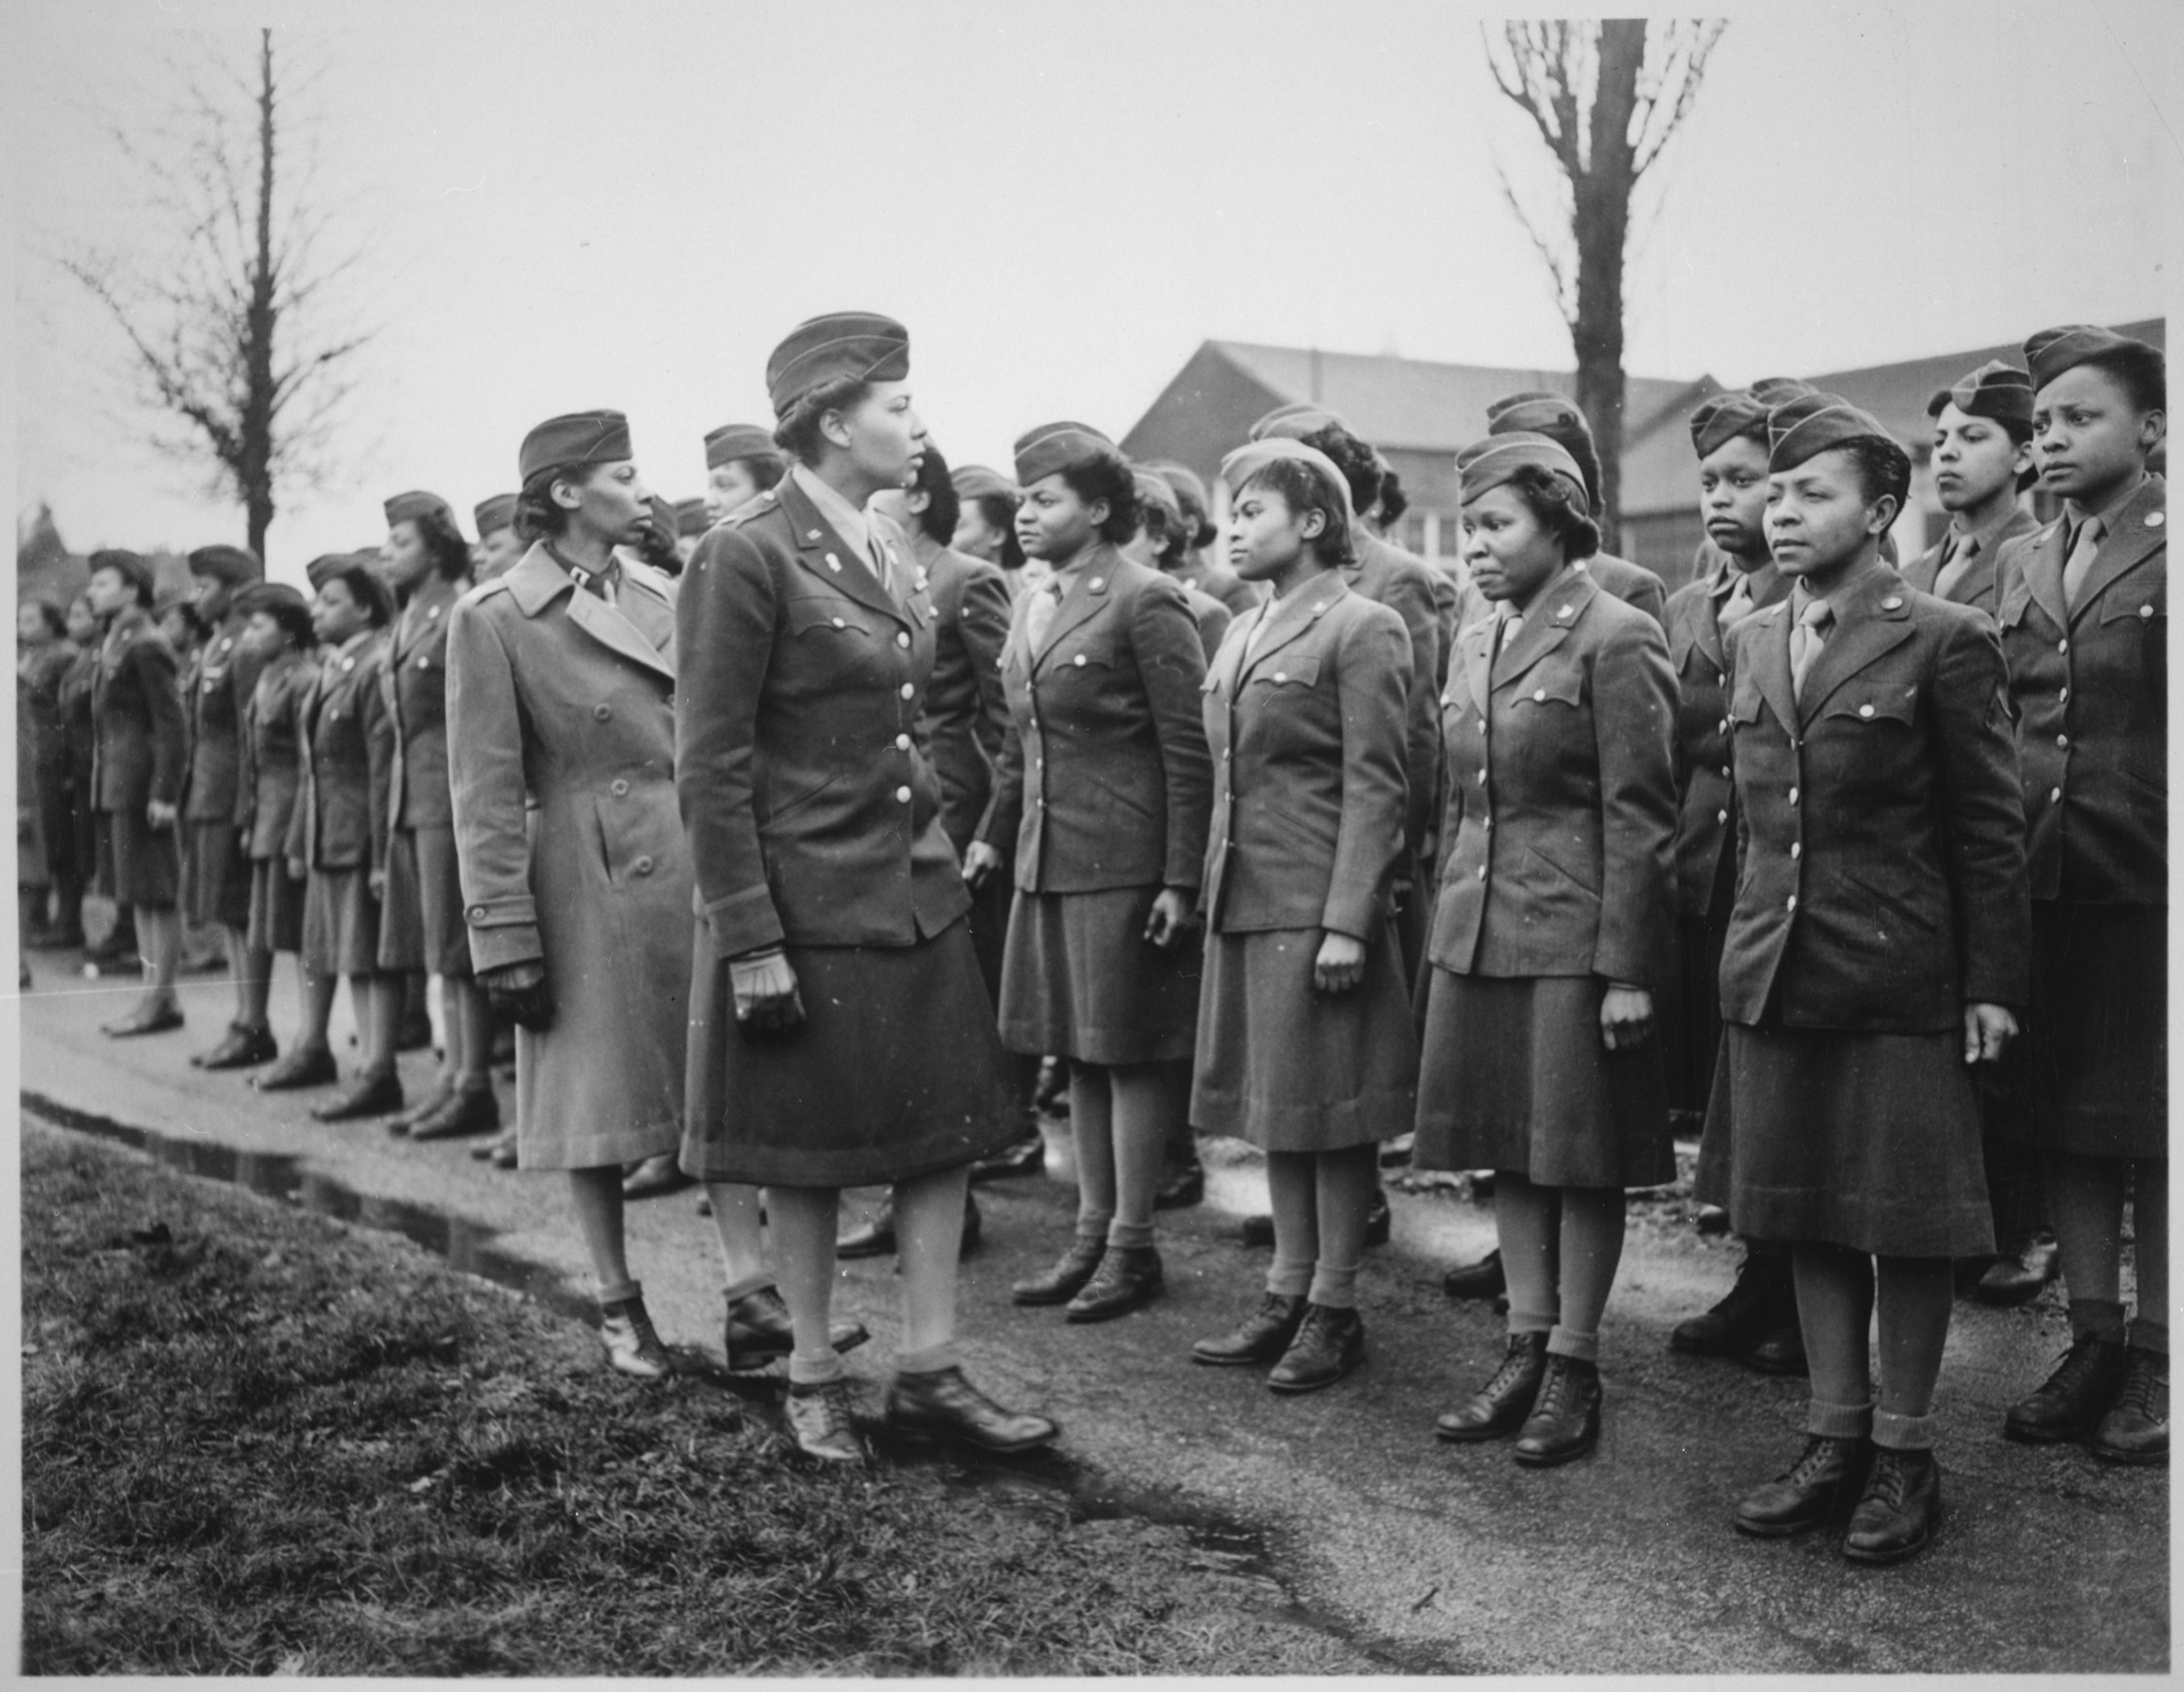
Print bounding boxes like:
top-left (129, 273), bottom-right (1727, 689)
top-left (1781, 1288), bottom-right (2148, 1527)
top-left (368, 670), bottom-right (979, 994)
top-left (15, 944), bottom-right (2170, 1673)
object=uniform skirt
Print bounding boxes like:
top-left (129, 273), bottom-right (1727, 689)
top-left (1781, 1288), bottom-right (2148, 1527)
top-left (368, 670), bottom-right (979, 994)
top-left (96, 808), bottom-right (180, 909)
top-left (182, 818), bottom-right (253, 929)
top-left (1192, 924), bottom-right (1418, 1153)
top-left (681, 917), bottom-right (1017, 1189)
top-left (999, 886), bottom-right (1202, 1066)
top-left (1998, 899), bottom-right (2166, 1162)
top-left (302, 866), bottom-right (381, 977)
top-left (1413, 970), bottom-right (1673, 1189)
top-left (247, 858), bottom-right (305, 955)
top-left (378, 825), bottom-right (473, 977)
top-left (1707, 1021), bottom-right (1993, 1259)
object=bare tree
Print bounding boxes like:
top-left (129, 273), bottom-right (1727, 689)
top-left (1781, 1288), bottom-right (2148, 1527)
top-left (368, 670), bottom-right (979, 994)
top-left (59, 29), bottom-right (371, 559)
top-left (1486, 19), bottom-right (1726, 533)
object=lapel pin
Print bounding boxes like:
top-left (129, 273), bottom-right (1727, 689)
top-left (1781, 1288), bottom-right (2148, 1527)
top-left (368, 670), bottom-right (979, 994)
top-left (428, 604), bottom-right (441, 621)
top-left (1090, 577), bottom-right (1105, 591)
top-left (825, 552), bottom-right (842, 572)
top-left (342, 657), bottom-right (355, 672)
top-left (807, 528), bottom-right (821, 541)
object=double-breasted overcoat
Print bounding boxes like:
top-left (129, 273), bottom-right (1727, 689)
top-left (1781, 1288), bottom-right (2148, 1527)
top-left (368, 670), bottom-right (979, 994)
top-left (446, 547), bottom-right (689, 1171)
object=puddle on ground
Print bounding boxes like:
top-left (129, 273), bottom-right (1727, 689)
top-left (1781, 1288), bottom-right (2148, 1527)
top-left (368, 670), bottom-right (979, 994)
top-left (23, 1090), bottom-right (592, 1326)
top-left (27, 1089), bottom-right (1440, 1672)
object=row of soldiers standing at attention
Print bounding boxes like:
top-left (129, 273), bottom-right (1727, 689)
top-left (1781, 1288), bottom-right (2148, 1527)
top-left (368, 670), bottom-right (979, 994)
top-left (17, 313), bottom-right (2163, 1568)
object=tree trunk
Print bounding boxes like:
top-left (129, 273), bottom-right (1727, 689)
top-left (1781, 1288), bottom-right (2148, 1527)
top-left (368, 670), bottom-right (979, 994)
top-left (1569, 19), bottom-right (1645, 543)
top-left (242, 28), bottom-right (279, 560)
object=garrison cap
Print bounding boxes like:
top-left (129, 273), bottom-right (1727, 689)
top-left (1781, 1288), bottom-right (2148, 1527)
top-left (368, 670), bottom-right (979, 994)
top-left (383, 490), bottom-right (454, 529)
top-left (1151, 460), bottom-right (1217, 547)
top-left (950, 463), bottom-right (1019, 503)
top-left (673, 497), bottom-right (711, 537)
top-left (1748, 375), bottom-right (1818, 408)
top-left (2024, 324), bottom-right (2164, 394)
top-left (88, 548), bottom-right (157, 596)
top-left (1766, 392), bottom-right (1898, 473)
top-left (1689, 391), bottom-right (1773, 459)
top-left (1012, 421), bottom-right (1116, 487)
top-left (1249, 402), bottom-right (1352, 442)
top-left (1456, 432), bottom-right (1590, 506)
top-left (1486, 391), bottom-right (1601, 507)
top-left (519, 410), bottom-right (632, 485)
top-left (186, 543), bottom-right (262, 585)
top-left (473, 493), bottom-right (519, 536)
top-left (235, 580), bottom-right (313, 639)
top-left (1220, 438), bottom-right (1358, 562)
top-left (765, 312), bottom-right (910, 419)
top-left (1131, 468), bottom-right (1182, 528)
top-left (704, 422), bottom-right (780, 468)
top-left (307, 554), bottom-right (395, 624)
top-left (1926, 359), bottom-right (2034, 427)
top-left (304, 552), bottom-right (355, 590)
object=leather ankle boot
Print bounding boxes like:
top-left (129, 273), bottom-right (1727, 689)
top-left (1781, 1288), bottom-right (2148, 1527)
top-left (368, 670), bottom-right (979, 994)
top-left (2092, 1347), bottom-right (2169, 1466)
top-left (1192, 1293), bottom-right (1308, 1367)
top-left (1842, 1446), bottom-right (1942, 1565)
top-left (1974, 1232), bottom-right (2060, 1308)
top-left (1012, 1235), bottom-right (1106, 1306)
top-left (1513, 1354), bottom-right (1602, 1467)
top-left (1268, 1304), bottom-right (1364, 1393)
top-left (2005, 1330), bottom-right (2128, 1443)
top-left (1734, 1434), bottom-right (1873, 1538)
top-left (885, 1365), bottom-right (1058, 1453)
top-left (1672, 1247), bottom-right (1786, 1357)
top-left (599, 1295), bottom-right (675, 1380)
top-left (1436, 1331), bottom-right (1549, 1442)
top-left (1065, 1244), bottom-right (1164, 1323)
top-left (1442, 1247), bottom-right (1505, 1301)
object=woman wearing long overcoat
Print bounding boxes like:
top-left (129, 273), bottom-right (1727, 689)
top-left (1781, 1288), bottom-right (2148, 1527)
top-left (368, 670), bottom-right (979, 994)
top-left (677, 315), bottom-right (1054, 1464)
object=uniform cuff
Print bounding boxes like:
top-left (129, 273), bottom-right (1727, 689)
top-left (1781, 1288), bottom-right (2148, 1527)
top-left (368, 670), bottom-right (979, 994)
top-left (702, 886), bottom-right (787, 957)
top-left (467, 924), bottom-right (544, 973)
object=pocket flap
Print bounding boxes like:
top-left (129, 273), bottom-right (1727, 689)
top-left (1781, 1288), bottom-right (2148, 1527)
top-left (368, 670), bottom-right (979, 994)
top-left (1510, 663), bottom-right (1582, 707)
top-left (2099, 577), bottom-right (2165, 626)
top-left (786, 598), bottom-right (868, 637)
top-left (1252, 655), bottom-right (1322, 688)
top-left (1822, 685), bottom-right (1918, 725)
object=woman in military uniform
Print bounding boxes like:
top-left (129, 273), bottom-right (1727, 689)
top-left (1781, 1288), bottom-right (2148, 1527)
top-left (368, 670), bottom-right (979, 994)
top-left (1664, 394), bottom-right (1805, 1375)
top-left (59, 593), bottom-right (118, 960)
top-left (254, 554), bottom-right (402, 1116)
top-left (232, 582), bottom-right (316, 1068)
top-left (1417, 435), bottom-right (1677, 1470)
top-left (677, 315), bottom-right (1054, 1462)
top-left (1993, 327), bottom-right (2168, 1466)
top-left (177, 544), bottom-right (271, 1069)
top-left (1188, 438), bottom-right (1414, 1392)
top-left (963, 421), bottom-right (1213, 1325)
top-left (85, 549), bottom-right (189, 1036)
top-left (1715, 395), bottom-right (2028, 1565)
top-left (701, 422), bottom-right (788, 522)
top-left (17, 593), bottom-right (80, 947)
top-left (377, 491), bottom-right (500, 1144)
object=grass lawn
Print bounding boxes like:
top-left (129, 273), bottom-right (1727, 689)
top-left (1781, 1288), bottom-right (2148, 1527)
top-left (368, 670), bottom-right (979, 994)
top-left (20, 1119), bottom-right (1368, 1675)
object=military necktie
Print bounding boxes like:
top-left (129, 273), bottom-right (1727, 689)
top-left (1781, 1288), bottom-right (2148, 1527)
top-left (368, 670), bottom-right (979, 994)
top-left (1024, 578), bottom-right (1064, 652)
top-left (1717, 572), bottom-right (1757, 632)
top-left (1496, 610), bottom-right (1524, 659)
top-left (1931, 533), bottom-right (1978, 602)
top-left (2062, 516), bottom-right (2105, 611)
top-left (1790, 596), bottom-right (1833, 703)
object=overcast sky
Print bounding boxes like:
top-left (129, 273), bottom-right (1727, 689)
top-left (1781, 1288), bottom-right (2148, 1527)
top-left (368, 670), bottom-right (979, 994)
top-left (10, 0), bottom-right (2177, 584)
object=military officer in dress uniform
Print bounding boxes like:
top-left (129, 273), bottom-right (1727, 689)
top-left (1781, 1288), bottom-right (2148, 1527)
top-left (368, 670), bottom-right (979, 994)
top-left (1907, 361), bottom-right (2042, 619)
top-left (838, 441), bottom-right (1026, 1245)
top-left (375, 491), bottom-right (500, 1145)
top-left (1659, 394), bottom-right (1805, 1376)
top-left (1417, 433), bottom-right (1678, 1470)
top-left (177, 543), bottom-right (272, 1067)
top-left (1714, 394), bottom-right (2028, 1565)
top-left (1147, 460), bottom-right (1262, 618)
top-left (85, 549), bottom-right (188, 1036)
top-left (965, 421), bottom-right (1213, 1324)
top-left (1908, 359), bottom-right (2056, 1309)
top-left (257, 554), bottom-right (403, 1117)
top-left (677, 316), bottom-right (1055, 1461)
top-left (1482, 392), bottom-right (1668, 624)
top-left (471, 493), bottom-right (524, 586)
top-left (233, 582), bottom-right (317, 1074)
top-left (1993, 326), bottom-right (2168, 1466)
top-left (702, 422), bottom-right (789, 522)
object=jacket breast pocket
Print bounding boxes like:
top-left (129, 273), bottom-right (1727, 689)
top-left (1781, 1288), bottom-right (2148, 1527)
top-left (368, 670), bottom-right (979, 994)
top-left (785, 597), bottom-right (877, 684)
top-left (1996, 581), bottom-right (2033, 632)
top-left (1821, 685), bottom-right (1918, 729)
top-left (1247, 654), bottom-right (1322, 690)
top-left (2098, 577), bottom-right (2165, 631)
top-left (1509, 663), bottom-right (1583, 711)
